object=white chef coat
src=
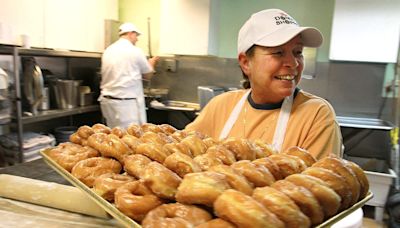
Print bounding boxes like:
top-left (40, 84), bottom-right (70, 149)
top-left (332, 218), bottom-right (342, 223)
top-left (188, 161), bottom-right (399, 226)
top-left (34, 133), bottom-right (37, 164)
top-left (99, 38), bottom-right (153, 128)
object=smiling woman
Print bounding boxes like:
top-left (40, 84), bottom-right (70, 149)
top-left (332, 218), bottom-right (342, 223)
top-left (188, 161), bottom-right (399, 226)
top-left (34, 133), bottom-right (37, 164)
top-left (185, 8), bottom-right (343, 160)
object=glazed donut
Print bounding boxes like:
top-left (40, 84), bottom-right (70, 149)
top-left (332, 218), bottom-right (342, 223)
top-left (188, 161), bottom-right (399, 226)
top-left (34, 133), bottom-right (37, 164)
top-left (222, 137), bottom-right (256, 161)
top-left (285, 173), bottom-right (341, 218)
top-left (209, 164), bottom-right (254, 195)
top-left (202, 137), bottom-right (219, 148)
top-left (123, 154), bottom-right (152, 179)
top-left (141, 161), bottom-right (182, 200)
top-left (142, 203), bottom-right (212, 228)
top-left (162, 142), bottom-right (193, 158)
top-left (343, 160), bottom-right (369, 200)
top-left (159, 124), bottom-right (178, 135)
top-left (136, 143), bottom-right (171, 163)
top-left (92, 123), bottom-right (111, 134)
top-left (283, 146), bottom-right (316, 167)
top-left (110, 126), bottom-right (127, 138)
top-left (87, 133), bottom-right (133, 163)
top-left (175, 171), bottom-right (230, 207)
top-left (252, 186), bottom-right (311, 228)
top-left (121, 134), bottom-right (142, 152)
top-left (77, 125), bottom-right (95, 139)
top-left (231, 160), bottom-right (275, 187)
top-left (126, 123), bottom-right (144, 138)
top-left (170, 130), bottom-right (189, 142)
top-left (163, 152), bottom-right (202, 178)
top-left (214, 189), bottom-right (284, 228)
top-left (205, 145), bottom-right (236, 166)
top-left (114, 181), bottom-right (163, 222)
top-left (302, 167), bottom-right (352, 211)
top-left (268, 154), bottom-right (307, 178)
top-left (87, 132), bottom-right (107, 148)
top-left (93, 173), bottom-right (135, 201)
top-left (69, 132), bottom-right (86, 145)
top-left (159, 132), bottom-right (177, 144)
top-left (195, 218), bottom-right (236, 228)
top-left (180, 135), bottom-right (208, 157)
top-left (253, 139), bottom-right (278, 158)
top-left (141, 123), bottom-right (163, 133)
top-left (140, 131), bottom-right (174, 145)
top-left (193, 153), bottom-right (224, 171)
top-left (272, 180), bottom-right (324, 225)
top-left (312, 157), bottom-right (361, 205)
top-left (183, 129), bottom-right (208, 140)
top-left (71, 157), bottom-right (122, 187)
top-left (47, 142), bottom-right (99, 172)
top-left (252, 157), bottom-right (283, 181)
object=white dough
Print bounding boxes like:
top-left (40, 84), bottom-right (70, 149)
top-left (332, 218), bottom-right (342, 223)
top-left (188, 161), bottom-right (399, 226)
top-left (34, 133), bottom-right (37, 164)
top-left (0, 174), bottom-right (109, 218)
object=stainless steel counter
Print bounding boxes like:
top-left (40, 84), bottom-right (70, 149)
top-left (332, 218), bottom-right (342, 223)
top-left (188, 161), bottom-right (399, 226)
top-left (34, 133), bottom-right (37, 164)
top-left (149, 100), bottom-right (200, 112)
top-left (337, 116), bottom-right (394, 131)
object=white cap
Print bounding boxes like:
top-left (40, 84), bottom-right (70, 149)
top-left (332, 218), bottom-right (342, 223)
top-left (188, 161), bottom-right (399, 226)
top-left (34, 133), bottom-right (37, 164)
top-left (238, 9), bottom-right (323, 54)
top-left (119, 22), bottom-right (142, 35)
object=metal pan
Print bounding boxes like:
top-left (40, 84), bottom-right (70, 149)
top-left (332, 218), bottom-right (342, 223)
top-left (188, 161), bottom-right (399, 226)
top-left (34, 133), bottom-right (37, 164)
top-left (40, 148), bottom-right (373, 228)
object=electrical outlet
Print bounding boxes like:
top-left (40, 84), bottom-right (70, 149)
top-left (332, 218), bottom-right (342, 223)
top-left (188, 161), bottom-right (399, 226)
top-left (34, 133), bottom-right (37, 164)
top-left (164, 59), bottom-right (177, 72)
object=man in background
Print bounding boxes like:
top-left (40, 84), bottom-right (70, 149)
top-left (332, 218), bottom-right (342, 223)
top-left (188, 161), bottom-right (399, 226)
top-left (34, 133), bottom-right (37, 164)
top-left (99, 22), bottom-right (159, 128)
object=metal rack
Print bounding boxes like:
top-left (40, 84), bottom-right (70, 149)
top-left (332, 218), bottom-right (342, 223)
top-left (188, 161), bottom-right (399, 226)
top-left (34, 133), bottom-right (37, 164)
top-left (0, 45), bottom-right (102, 164)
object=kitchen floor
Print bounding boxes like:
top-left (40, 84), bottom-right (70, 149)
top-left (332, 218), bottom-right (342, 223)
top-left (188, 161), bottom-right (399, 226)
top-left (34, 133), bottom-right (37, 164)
top-left (362, 206), bottom-right (388, 228)
top-left (363, 217), bottom-right (387, 228)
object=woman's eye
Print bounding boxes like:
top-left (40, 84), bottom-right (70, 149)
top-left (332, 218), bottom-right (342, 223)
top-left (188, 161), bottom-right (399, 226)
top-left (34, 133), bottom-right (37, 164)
top-left (294, 51), bottom-right (303, 57)
top-left (271, 51), bottom-right (283, 56)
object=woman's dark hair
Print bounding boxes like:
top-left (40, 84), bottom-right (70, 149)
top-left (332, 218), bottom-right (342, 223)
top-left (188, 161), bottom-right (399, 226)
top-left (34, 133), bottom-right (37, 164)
top-left (240, 45), bottom-right (256, 89)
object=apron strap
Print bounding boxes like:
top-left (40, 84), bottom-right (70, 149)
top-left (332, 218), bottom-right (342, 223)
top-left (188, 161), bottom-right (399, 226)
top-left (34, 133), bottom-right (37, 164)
top-left (219, 90), bottom-right (251, 140)
top-left (219, 89), bottom-right (294, 153)
top-left (272, 92), bottom-right (294, 152)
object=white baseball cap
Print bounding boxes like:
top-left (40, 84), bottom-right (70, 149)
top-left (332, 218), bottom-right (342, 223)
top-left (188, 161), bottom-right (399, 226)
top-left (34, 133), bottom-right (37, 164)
top-left (238, 9), bottom-right (323, 54)
top-left (119, 22), bottom-right (142, 35)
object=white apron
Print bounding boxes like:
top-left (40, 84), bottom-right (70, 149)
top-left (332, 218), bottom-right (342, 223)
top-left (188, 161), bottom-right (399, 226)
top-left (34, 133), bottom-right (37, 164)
top-left (219, 90), bottom-right (294, 152)
top-left (99, 95), bottom-right (147, 129)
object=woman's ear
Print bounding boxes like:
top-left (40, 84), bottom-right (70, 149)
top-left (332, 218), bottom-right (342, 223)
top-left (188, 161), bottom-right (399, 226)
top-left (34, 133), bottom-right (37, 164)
top-left (238, 52), bottom-right (251, 75)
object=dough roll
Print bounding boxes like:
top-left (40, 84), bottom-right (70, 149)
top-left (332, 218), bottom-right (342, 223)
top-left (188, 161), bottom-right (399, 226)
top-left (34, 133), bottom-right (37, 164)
top-left (0, 174), bottom-right (109, 218)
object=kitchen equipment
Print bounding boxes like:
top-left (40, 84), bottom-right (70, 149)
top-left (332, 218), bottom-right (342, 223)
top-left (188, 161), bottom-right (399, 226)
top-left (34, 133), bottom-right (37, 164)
top-left (147, 17), bottom-right (152, 58)
top-left (78, 86), bottom-right (94, 106)
top-left (79, 92), bottom-right (94, 106)
top-left (54, 126), bottom-right (78, 144)
top-left (22, 57), bottom-right (44, 115)
top-left (197, 86), bottom-right (225, 109)
top-left (0, 68), bottom-right (11, 124)
top-left (38, 87), bottom-right (50, 111)
top-left (51, 79), bottom-right (82, 109)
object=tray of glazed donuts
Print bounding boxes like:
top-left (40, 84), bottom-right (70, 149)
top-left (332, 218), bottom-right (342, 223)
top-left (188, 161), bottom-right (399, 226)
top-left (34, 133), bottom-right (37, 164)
top-left (40, 122), bottom-right (373, 228)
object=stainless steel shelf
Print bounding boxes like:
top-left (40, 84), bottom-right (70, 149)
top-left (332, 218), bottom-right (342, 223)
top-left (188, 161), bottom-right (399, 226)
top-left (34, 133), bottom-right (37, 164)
top-left (337, 116), bottom-right (394, 130)
top-left (0, 45), bottom-right (102, 58)
top-left (0, 45), bottom-right (102, 164)
top-left (13, 105), bottom-right (100, 124)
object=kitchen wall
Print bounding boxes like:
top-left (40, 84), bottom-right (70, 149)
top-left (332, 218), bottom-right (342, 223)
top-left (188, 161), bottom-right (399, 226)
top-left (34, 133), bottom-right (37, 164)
top-left (121, 0), bottom-right (395, 123)
top-left (151, 56), bottom-right (391, 119)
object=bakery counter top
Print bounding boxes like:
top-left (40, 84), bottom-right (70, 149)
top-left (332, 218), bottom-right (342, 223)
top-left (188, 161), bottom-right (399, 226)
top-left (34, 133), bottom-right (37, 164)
top-left (0, 158), bottom-right (70, 185)
top-left (0, 197), bottom-right (120, 228)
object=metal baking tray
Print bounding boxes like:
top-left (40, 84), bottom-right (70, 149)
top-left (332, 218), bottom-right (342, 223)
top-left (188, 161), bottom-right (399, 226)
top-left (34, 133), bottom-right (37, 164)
top-left (40, 148), bottom-right (140, 228)
top-left (40, 148), bottom-right (373, 228)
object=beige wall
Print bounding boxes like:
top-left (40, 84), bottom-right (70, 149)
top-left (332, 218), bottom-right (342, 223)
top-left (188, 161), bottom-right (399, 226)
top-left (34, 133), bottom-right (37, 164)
top-left (119, 0), bottom-right (161, 56)
top-left (118, 0), bottom-right (334, 61)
